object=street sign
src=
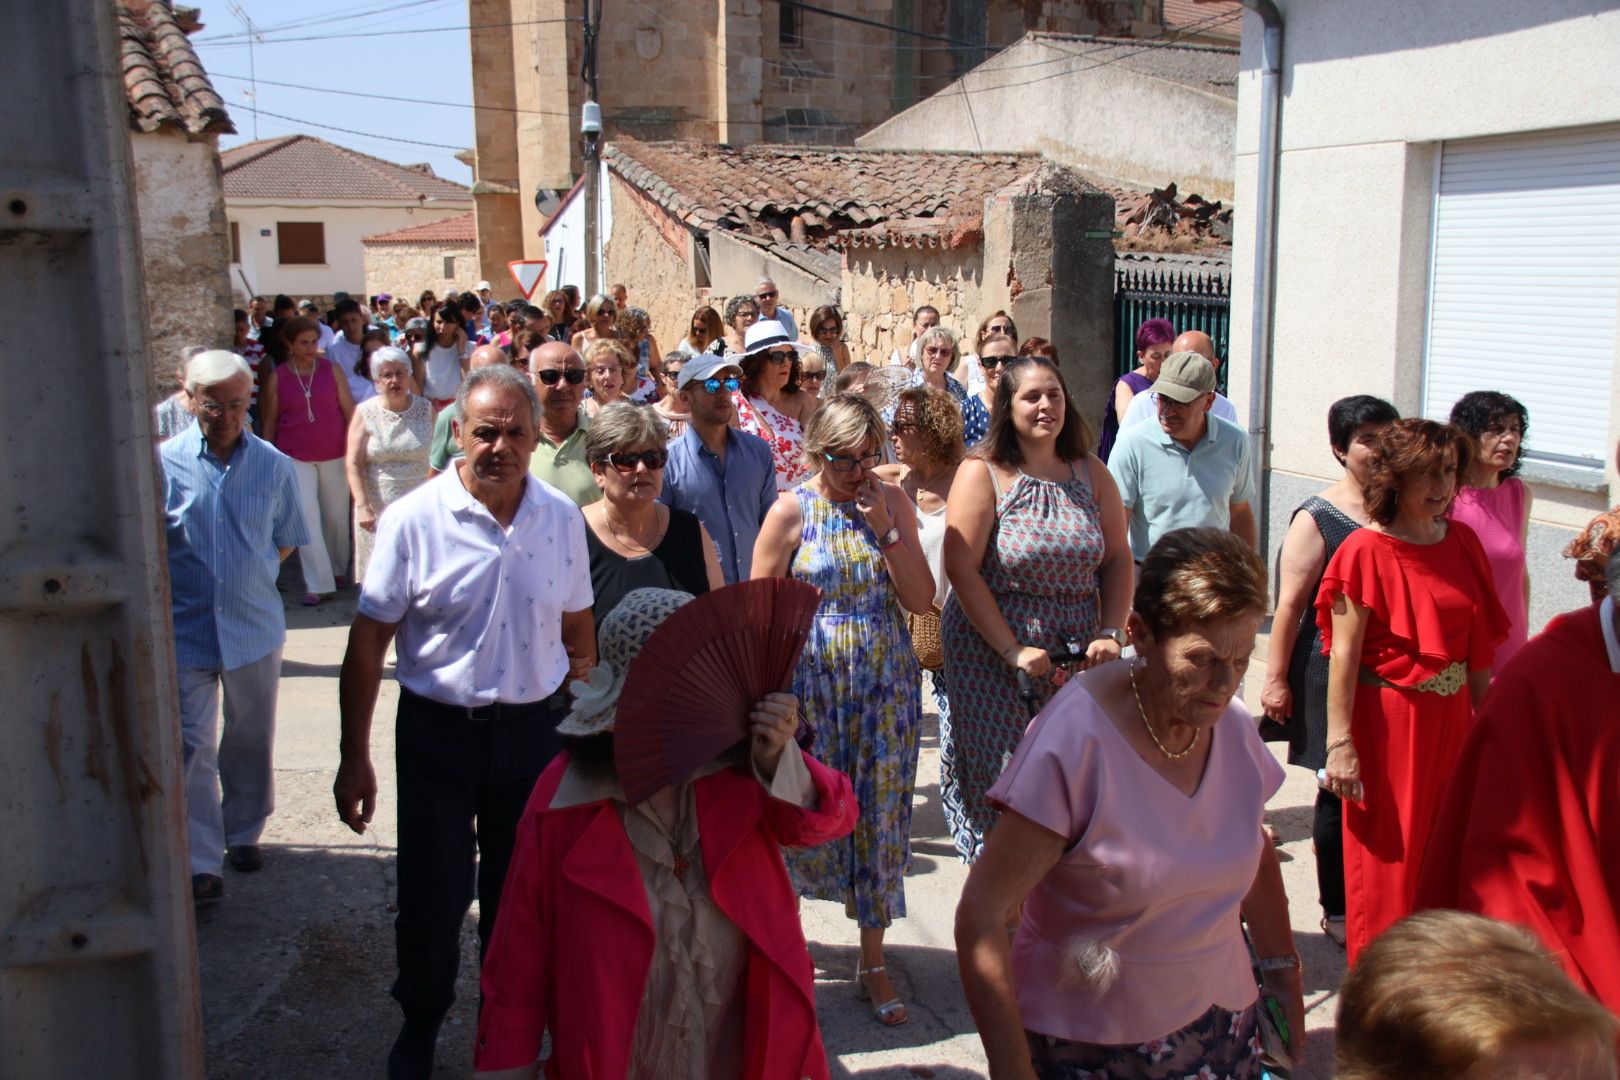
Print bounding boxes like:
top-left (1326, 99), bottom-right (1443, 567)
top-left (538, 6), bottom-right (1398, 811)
top-left (508, 259), bottom-right (549, 299)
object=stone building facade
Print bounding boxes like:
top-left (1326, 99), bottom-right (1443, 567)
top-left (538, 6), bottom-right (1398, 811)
top-left (362, 214), bottom-right (479, 306)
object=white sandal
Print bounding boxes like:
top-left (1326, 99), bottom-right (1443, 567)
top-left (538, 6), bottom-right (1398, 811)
top-left (854, 963), bottom-right (909, 1027)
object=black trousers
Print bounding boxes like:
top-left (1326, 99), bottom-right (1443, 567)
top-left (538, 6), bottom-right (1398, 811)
top-left (390, 688), bottom-right (567, 1026)
top-left (1314, 787), bottom-right (1346, 918)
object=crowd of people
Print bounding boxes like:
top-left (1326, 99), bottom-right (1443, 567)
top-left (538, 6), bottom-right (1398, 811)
top-left (156, 277), bottom-right (1620, 1080)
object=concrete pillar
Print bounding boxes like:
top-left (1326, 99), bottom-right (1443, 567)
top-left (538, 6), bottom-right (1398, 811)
top-left (982, 164), bottom-right (1117, 430)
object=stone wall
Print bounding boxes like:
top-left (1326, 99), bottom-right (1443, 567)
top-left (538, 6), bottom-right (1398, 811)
top-left (363, 242), bottom-right (478, 309)
top-left (132, 129), bottom-right (232, 399)
top-left (838, 246), bottom-right (986, 365)
top-left (601, 175), bottom-right (697, 356)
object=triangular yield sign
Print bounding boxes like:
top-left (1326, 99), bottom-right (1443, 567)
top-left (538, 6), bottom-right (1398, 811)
top-left (508, 259), bottom-right (549, 299)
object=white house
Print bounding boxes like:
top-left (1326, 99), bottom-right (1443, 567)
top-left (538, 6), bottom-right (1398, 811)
top-left (1229, 0), bottom-right (1620, 630)
top-left (221, 134), bottom-right (473, 303)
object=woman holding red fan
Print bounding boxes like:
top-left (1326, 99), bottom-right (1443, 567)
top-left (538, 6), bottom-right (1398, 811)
top-left (474, 588), bottom-right (858, 1079)
top-left (753, 394), bottom-right (937, 1026)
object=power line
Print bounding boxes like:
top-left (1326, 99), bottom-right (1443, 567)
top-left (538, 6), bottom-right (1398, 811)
top-left (194, 0), bottom-right (454, 43)
top-left (780, 0), bottom-right (983, 49)
top-left (195, 15), bottom-right (572, 47)
top-left (232, 102), bottom-right (468, 150)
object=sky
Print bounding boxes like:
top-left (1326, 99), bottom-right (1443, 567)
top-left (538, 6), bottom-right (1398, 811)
top-left (194, 0), bottom-right (479, 184)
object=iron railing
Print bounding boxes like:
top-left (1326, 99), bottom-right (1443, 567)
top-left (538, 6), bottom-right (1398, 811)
top-left (1113, 266), bottom-right (1232, 394)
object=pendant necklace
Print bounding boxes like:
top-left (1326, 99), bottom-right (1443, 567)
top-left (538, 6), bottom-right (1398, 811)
top-left (642, 799), bottom-right (690, 879)
top-left (1129, 658), bottom-right (1200, 760)
top-left (292, 361), bottom-right (318, 422)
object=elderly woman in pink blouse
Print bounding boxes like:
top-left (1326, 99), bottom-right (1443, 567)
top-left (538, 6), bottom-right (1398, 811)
top-left (956, 528), bottom-right (1303, 1080)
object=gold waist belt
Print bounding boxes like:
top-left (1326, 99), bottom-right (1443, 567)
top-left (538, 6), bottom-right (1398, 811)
top-left (1358, 661), bottom-right (1466, 697)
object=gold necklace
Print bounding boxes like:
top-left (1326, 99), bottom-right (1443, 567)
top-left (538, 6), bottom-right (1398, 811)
top-left (603, 505), bottom-right (657, 554)
top-left (1129, 659), bottom-right (1200, 760)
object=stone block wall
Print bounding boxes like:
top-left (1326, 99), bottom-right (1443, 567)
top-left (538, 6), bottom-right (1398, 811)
top-left (838, 246), bottom-right (986, 365)
top-left (364, 243), bottom-right (478, 310)
top-left (601, 176), bottom-right (698, 357)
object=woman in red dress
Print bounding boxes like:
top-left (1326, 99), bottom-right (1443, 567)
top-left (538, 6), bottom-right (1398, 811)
top-left (1315, 419), bottom-right (1507, 964)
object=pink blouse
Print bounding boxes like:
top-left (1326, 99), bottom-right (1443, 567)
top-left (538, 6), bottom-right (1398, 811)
top-left (1448, 477), bottom-right (1528, 672)
top-left (273, 358), bottom-right (347, 462)
top-left (988, 676), bottom-right (1285, 1045)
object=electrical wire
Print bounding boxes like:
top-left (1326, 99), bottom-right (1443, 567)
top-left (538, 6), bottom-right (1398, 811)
top-left (194, 0), bottom-right (455, 43)
top-left (232, 102), bottom-right (469, 149)
top-left (195, 15), bottom-right (573, 47)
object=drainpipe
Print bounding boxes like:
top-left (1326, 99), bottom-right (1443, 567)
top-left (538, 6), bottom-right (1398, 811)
top-left (1240, 0), bottom-right (1282, 555)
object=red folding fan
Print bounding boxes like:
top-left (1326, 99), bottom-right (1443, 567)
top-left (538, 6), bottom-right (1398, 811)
top-left (614, 577), bottom-right (822, 805)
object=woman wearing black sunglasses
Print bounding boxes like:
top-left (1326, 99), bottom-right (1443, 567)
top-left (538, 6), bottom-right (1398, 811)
top-left (581, 402), bottom-right (722, 629)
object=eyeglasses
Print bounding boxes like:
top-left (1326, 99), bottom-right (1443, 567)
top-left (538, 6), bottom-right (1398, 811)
top-left (922, 346), bottom-right (953, 358)
top-left (815, 323), bottom-right (840, 335)
top-left (764, 349), bottom-right (796, 365)
top-left (986, 323), bottom-right (1013, 335)
top-left (822, 451), bottom-right (881, 472)
top-left (756, 290), bottom-right (778, 301)
top-left (698, 376), bottom-right (741, 395)
top-left (662, 369), bottom-right (683, 381)
top-left (604, 448), bottom-right (668, 473)
top-left (800, 369), bottom-right (827, 382)
top-left (979, 354), bottom-right (1014, 369)
top-left (197, 400), bottom-right (249, 416)
top-left (534, 368), bottom-right (587, 385)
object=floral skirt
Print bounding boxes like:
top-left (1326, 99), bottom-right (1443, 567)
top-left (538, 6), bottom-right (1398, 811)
top-left (1026, 1002), bottom-right (1262, 1080)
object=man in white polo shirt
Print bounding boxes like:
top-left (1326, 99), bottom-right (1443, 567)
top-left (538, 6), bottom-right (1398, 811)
top-left (334, 364), bottom-right (595, 1080)
top-left (1108, 350), bottom-right (1256, 561)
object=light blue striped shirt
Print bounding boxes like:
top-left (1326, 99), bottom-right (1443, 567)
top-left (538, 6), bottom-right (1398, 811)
top-left (161, 422), bottom-right (309, 670)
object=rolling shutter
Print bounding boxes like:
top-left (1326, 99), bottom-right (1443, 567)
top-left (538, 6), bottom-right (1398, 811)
top-left (1423, 125), bottom-right (1620, 469)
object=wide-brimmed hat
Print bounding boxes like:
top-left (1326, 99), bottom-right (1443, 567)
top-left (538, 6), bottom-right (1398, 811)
top-left (742, 320), bottom-right (809, 358)
top-left (1149, 350), bottom-right (1217, 404)
top-left (556, 588), bottom-right (695, 737)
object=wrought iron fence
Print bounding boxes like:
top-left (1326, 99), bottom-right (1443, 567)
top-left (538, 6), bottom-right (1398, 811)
top-left (1113, 266), bottom-right (1232, 394)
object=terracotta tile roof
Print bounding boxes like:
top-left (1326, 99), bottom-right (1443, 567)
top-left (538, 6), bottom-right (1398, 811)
top-left (221, 134), bottom-right (473, 204)
top-left (118, 0), bottom-right (233, 136)
top-left (362, 212), bottom-right (477, 246)
top-left (604, 139), bottom-right (1044, 250)
top-left (1162, 0), bottom-right (1244, 44)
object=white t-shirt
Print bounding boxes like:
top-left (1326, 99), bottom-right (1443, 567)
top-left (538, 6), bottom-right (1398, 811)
top-left (358, 470), bottom-right (593, 706)
top-left (327, 336), bottom-right (375, 404)
top-left (422, 341), bottom-right (468, 401)
top-left (1120, 388), bottom-right (1240, 430)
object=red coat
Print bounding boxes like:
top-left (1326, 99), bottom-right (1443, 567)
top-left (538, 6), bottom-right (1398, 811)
top-left (1417, 602), bottom-right (1620, 1012)
top-left (475, 749), bottom-right (859, 1077)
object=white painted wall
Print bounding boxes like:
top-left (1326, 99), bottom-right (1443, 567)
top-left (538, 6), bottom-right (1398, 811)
top-left (858, 35), bottom-right (1238, 201)
top-left (227, 200), bottom-right (471, 301)
top-left (539, 164), bottom-right (611, 296)
top-left (1228, 0), bottom-right (1620, 628)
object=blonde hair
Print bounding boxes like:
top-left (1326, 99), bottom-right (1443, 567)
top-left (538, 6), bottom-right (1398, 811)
top-left (802, 394), bottom-right (884, 472)
top-left (1337, 911), bottom-right (1619, 1080)
top-left (584, 339), bottom-right (635, 388)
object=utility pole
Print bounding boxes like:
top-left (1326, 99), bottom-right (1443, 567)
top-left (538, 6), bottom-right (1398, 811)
top-left (581, 0), bottom-right (602, 296)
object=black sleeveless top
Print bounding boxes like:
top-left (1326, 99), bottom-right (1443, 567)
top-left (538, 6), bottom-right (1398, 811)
top-left (585, 507), bottom-right (711, 627)
top-left (1285, 495), bottom-right (1362, 769)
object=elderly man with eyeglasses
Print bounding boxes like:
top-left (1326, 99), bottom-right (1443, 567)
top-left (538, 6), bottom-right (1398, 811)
top-left (160, 350), bottom-right (309, 904)
top-left (658, 353), bottom-right (779, 584)
top-left (754, 276), bottom-right (799, 340)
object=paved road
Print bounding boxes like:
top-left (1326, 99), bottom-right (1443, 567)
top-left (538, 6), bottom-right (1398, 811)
top-left (197, 587), bottom-right (1345, 1078)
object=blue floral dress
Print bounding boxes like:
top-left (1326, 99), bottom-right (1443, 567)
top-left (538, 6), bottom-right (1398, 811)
top-left (785, 485), bottom-right (922, 928)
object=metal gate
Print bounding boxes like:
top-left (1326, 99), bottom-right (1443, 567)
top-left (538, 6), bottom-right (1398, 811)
top-left (1113, 266), bottom-right (1232, 394)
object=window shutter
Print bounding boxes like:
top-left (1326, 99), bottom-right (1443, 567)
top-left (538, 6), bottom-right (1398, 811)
top-left (276, 222), bottom-right (326, 266)
top-left (1424, 125), bottom-right (1620, 469)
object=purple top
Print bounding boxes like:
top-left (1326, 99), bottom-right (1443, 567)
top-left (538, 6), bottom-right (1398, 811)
top-left (1097, 370), bottom-right (1153, 462)
top-left (1449, 477), bottom-right (1529, 672)
top-left (988, 675), bottom-right (1285, 1044)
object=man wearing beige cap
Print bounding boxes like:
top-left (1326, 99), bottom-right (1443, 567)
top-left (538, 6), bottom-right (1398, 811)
top-left (1118, 328), bottom-right (1240, 430)
top-left (1107, 350), bottom-right (1256, 561)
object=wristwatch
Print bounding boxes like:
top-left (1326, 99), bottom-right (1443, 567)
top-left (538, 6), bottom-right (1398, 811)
top-left (877, 526), bottom-right (901, 550)
top-left (1096, 627), bottom-right (1125, 646)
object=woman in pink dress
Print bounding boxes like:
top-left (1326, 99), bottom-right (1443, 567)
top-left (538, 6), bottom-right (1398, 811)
top-left (734, 321), bottom-right (817, 491)
top-left (956, 529), bottom-right (1302, 1079)
top-left (1448, 391), bottom-right (1532, 672)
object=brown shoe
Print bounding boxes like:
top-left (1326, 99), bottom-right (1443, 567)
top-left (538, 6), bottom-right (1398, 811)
top-left (192, 874), bottom-right (224, 903)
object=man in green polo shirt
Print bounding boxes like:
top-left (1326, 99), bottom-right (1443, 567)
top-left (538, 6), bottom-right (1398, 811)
top-left (1107, 351), bottom-right (1256, 560)
top-left (526, 341), bottom-right (599, 505)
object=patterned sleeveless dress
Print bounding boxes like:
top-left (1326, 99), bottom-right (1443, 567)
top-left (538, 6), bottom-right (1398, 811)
top-left (938, 462), bottom-right (1105, 861)
top-left (784, 486), bottom-right (922, 929)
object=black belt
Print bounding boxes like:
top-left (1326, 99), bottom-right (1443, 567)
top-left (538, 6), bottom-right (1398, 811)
top-left (401, 686), bottom-right (566, 723)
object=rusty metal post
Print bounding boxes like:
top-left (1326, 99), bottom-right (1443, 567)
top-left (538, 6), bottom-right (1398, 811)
top-left (0, 4), bottom-right (204, 1077)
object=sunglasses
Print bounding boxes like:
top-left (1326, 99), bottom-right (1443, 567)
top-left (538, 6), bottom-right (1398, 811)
top-left (604, 448), bottom-right (668, 473)
top-left (661, 368), bottom-right (683, 380)
top-left (822, 451), bottom-right (882, 473)
top-left (756, 290), bottom-right (778, 300)
top-left (597, 308), bottom-right (616, 318)
top-left (535, 368), bottom-right (587, 385)
top-left (979, 354), bottom-right (1014, 369)
top-left (922, 346), bottom-right (953, 357)
top-left (815, 323), bottom-right (840, 335)
top-left (801, 369), bottom-right (827, 381)
top-left (764, 349), bottom-right (796, 365)
top-left (698, 376), bottom-right (741, 395)
top-left (986, 324), bottom-right (1013, 335)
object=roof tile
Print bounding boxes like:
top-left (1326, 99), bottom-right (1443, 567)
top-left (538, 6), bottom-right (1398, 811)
top-left (118, 0), bottom-right (233, 136)
top-left (221, 134), bottom-right (472, 204)
top-left (362, 212), bottom-right (477, 245)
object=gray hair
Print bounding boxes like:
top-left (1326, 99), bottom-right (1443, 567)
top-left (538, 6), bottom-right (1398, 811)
top-left (454, 364), bottom-right (541, 430)
top-left (184, 349), bottom-right (253, 394)
top-left (586, 401), bottom-right (668, 463)
top-left (917, 324), bottom-right (960, 364)
top-left (1607, 546), bottom-right (1620, 601)
top-left (368, 345), bottom-right (412, 381)
top-left (755, 276), bottom-right (776, 290)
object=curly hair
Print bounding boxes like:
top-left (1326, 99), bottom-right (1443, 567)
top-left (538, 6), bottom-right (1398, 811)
top-left (1362, 419), bottom-right (1475, 526)
top-left (1564, 508), bottom-right (1620, 603)
top-left (893, 385), bottom-right (965, 468)
top-left (1448, 390), bottom-right (1529, 478)
top-left (614, 306), bottom-right (650, 341)
top-left (723, 294), bottom-right (759, 326)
